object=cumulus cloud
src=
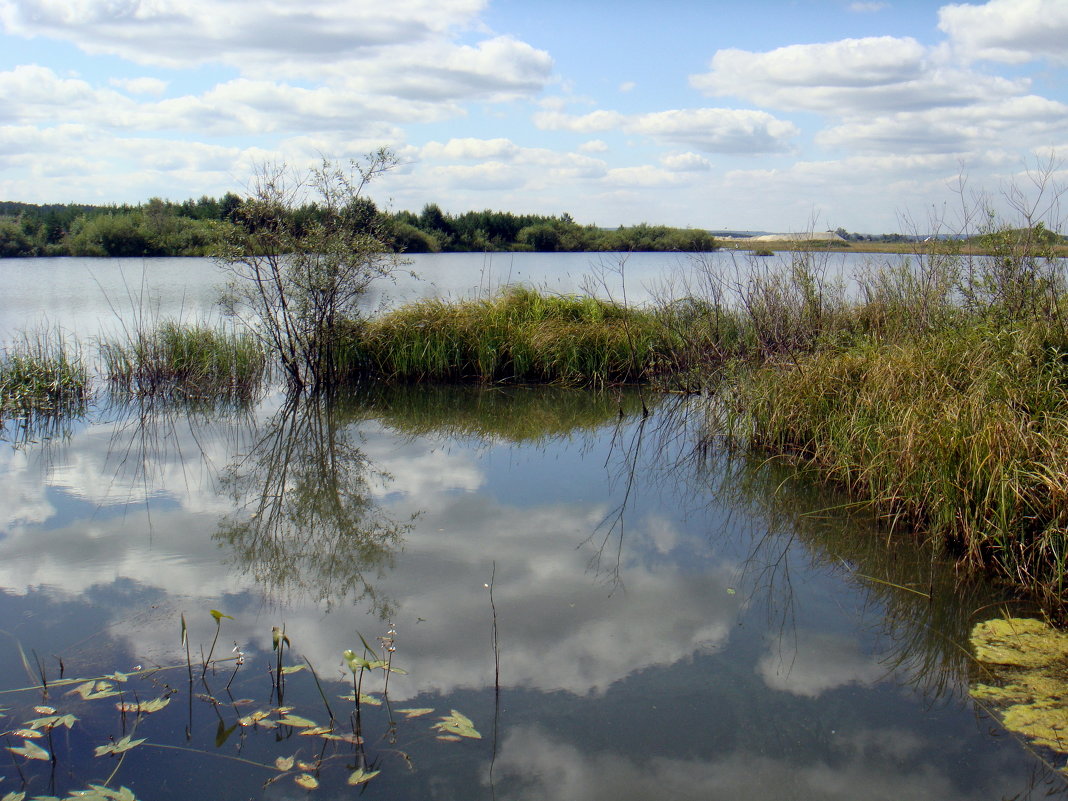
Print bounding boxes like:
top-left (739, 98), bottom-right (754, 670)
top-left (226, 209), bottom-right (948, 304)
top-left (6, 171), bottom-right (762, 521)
top-left (534, 107), bottom-right (798, 154)
top-left (757, 632), bottom-right (887, 698)
top-left (109, 76), bottom-right (168, 96)
top-left (488, 725), bottom-right (1003, 801)
top-left (0, 0), bottom-right (552, 106)
top-left (690, 37), bottom-right (1027, 113)
top-left (0, 0), bottom-right (484, 70)
top-left (661, 152), bottom-right (712, 172)
top-left (939, 0), bottom-right (1068, 64)
top-left (816, 95), bottom-right (1068, 153)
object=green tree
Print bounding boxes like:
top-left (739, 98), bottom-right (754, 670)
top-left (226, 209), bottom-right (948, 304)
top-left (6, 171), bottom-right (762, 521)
top-left (218, 152), bottom-right (406, 392)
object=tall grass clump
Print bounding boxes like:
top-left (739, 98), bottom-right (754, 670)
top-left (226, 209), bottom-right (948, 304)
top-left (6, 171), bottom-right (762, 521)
top-left (731, 321), bottom-right (1068, 607)
top-left (0, 328), bottom-right (89, 416)
top-left (101, 321), bottom-right (267, 400)
top-left (346, 287), bottom-right (669, 386)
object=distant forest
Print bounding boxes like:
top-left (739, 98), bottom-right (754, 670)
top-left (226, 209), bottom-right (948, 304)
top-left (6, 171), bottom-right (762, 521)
top-left (0, 196), bottom-right (721, 257)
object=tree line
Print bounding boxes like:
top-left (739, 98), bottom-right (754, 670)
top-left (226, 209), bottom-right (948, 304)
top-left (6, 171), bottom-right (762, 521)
top-left (0, 196), bottom-right (718, 258)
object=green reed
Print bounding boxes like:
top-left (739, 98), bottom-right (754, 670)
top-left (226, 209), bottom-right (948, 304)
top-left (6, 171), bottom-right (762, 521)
top-left (0, 327), bottom-right (89, 415)
top-left (345, 287), bottom-right (668, 386)
top-left (100, 321), bottom-right (267, 400)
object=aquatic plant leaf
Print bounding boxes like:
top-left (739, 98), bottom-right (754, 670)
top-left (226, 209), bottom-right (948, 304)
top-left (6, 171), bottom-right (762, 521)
top-left (238, 709), bottom-right (272, 727)
top-left (69, 680), bottom-right (119, 701)
top-left (280, 665), bottom-right (306, 675)
top-left (27, 714), bottom-right (77, 730)
top-left (11, 728), bottom-right (44, 738)
top-left (337, 692), bottom-right (381, 706)
top-left (971, 617), bottom-right (1068, 668)
top-left (296, 760), bottom-right (317, 771)
top-left (209, 610), bottom-right (233, 623)
top-left (94, 736), bottom-right (146, 757)
top-left (436, 734), bottom-right (462, 742)
top-left (8, 739), bottom-right (50, 760)
top-left (2, 791), bottom-right (26, 801)
top-left (277, 714), bottom-right (317, 728)
top-left (397, 708), bottom-right (434, 718)
top-left (215, 720), bottom-right (238, 748)
top-left (105, 672), bottom-right (128, 683)
top-left (321, 732), bottom-right (362, 744)
top-left (299, 726), bottom-right (334, 737)
top-left (79, 786), bottom-right (137, 801)
top-left (116, 697), bottom-right (170, 714)
top-left (180, 614), bottom-right (187, 648)
top-left (33, 706), bottom-right (55, 715)
top-left (347, 769), bottom-right (380, 786)
top-left (431, 710), bottom-right (481, 739)
top-left (274, 756), bottom-right (295, 771)
top-left (294, 774), bottom-right (318, 790)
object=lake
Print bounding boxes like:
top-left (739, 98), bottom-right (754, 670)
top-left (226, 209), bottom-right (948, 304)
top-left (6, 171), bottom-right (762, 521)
top-left (0, 250), bottom-right (901, 338)
top-left (0, 255), bottom-right (1064, 800)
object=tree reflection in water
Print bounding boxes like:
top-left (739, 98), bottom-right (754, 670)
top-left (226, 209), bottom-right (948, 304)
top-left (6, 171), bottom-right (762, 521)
top-left (216, 394), bottom-right (409, 616)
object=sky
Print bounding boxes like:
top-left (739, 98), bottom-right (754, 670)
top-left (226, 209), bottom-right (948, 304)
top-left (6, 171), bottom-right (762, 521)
top-left (1, 0), bottom-right (1066, 233)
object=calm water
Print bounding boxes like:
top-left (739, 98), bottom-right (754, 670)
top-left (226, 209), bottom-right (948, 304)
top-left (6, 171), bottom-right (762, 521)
top-left (0, 256), bottom-right (1064, 800)
top-left (0, 251), bottom-right (895, 339)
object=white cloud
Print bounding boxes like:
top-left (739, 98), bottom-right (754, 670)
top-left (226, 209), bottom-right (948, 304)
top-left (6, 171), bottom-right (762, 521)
top-left (109, 76), bottom-right (168, 96)
top-left (489, 725), bottom-right (996, 801)
top-left (0, 0), bottom-right (486, 71)
top-left (757, 632), bottom-right (887, 698)
top-left (533, 109), bottom-right (627, 133)
top-left (816, 95), bottom-right (1068, 153)
top-left (660, 152), bottom-right (712, 172)
top-left (690, 37), bottom-right (1027, 113)
top-left (535, 107), bottom-right (798, 155)
top-left (939, 0), bottom-right (1068, 64)
top-left (421, 137), bottom-right (521, 161)
top-left (0, 1), bottom-right (552, 107)
top-left (579, 139), bottom-right (608, 153)
top-left (618, 80), bottom-right (636, 93)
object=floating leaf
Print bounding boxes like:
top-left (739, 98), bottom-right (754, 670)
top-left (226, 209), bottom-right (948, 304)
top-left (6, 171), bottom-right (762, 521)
top-left (69, 680), bottom-right (120, 701)
top-left (209, 610), bottom-right (233, 624)
top-left (33, 705), bottom-right (55, 715)
top-left (238, 709), bottom-right (272, 727)
top-left (115, 697), bottom-right (170, 715)
top-left (8, 739), bottom-right (50, 760)
top-left (280, 665), bottom-right (306, 675)
top-left (436, 734), bottom-right (462, 742)
top-left (277, 714), bottom-right (317, 728)
top-left (320, 732), bottom-right (362, 744)
top-left (105, 672), bottom-right (128, 683)
top-left (94, 735), bottom-right (146, 757)
top-left (274, 755), bottom-right (295, 771)
top-left (294, 774), bottom-right (318, 790)
top-left (296, 760), bottom-right (317, 771)
top-left (397, 708), bottom-right (434, 718)
top-left (299, 726), bottom-right (334, 737)
top-left (11, 728), bottom-right (44, 738)
top-left (2, 791), bottom-right (26, 801)
top-left (432, 710), bottom-right (481, 739)
top-left (27, 713), bottom-right (77, 730)
top-left (347, 768), bottom-right (380, 786)
top-left (337, 692), bottom-right (381, 706)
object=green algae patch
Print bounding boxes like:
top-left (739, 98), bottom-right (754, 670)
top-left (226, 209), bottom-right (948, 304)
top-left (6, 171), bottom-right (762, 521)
top-left (970, 617), bottom-right (1068, 764)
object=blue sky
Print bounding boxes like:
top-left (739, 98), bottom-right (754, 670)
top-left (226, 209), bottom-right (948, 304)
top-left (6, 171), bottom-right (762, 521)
top-left (1, 0), bottom-right (1066, 232)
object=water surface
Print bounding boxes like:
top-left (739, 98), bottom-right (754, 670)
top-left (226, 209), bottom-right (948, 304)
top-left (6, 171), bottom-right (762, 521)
top-left (0, 385), bottom-right (1061, 800)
